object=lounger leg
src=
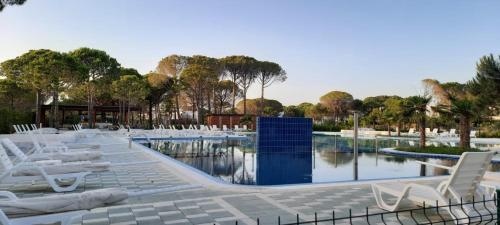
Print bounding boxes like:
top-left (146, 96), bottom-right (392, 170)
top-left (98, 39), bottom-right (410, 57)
top-left (371, 184), bottom-right (408, 211)
top-left (46, 173), bottom-right (89, 192)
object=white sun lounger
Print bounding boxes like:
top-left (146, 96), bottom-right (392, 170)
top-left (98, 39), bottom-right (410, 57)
top-left (372, 152), bottom-right (494, 223)
top-left (1, 139), bottom-right (109, 175)
top-left (0, 144), bottom-right (90, 192)
top-left (0, 208), bottom-right (87, 225)
top-left (0, 184), bottom-right (201, 225)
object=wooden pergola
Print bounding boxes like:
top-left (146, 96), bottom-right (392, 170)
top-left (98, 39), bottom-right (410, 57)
top-left (41, 104), bottom-right (141, 127)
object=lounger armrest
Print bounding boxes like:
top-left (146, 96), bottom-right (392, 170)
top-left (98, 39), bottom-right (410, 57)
top-left (415, 161), bottom-right (453, 170)
top-left (0, 191), bottom-right (18, 200)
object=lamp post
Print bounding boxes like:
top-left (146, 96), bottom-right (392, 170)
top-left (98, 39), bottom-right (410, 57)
top-left (353, 111), bottom-right (359, 180)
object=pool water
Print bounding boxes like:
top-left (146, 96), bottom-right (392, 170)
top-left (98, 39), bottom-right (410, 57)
top-left (142, 135), bottom-right (500, 185)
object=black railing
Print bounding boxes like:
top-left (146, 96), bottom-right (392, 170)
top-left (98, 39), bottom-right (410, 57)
top-left (229, 192), bottom-right (499, 225)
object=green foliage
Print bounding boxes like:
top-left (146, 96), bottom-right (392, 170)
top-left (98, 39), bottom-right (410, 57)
top-left (240, 115), bottom-right (254, 125)
top-left (283, 105), bottom-right (305, 117)
top-left (305, 103), bottom-right (328, 120)
top-left (0, 109), bottom-right (31, 134)
top-left (479, 121), bottom-right (500, 138)
top-left (214, 80), bottom-right (239, 113)
top-left (112, 75), bottom-right (147, 103)
top-left (471, 54), bottom-right (500, 110)
top-left (394, 146), bottom-right (480, 155)
top-left (312, 121), bottom-right (349, 132)
top-left (120, 67), bottom-right (141, 77)
top-left (319, 91), bottom-right (353, 123)
top-left (236, 98), bottom-right (283, 116)
top-left (0, 0), bottom-right (27, 12)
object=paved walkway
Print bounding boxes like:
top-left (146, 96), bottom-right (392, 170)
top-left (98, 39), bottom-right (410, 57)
top-left (0, 132), bottom-right (489, 225)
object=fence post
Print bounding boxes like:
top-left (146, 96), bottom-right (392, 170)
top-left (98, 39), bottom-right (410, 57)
top-left (497, 189), bottom-right (499, 224)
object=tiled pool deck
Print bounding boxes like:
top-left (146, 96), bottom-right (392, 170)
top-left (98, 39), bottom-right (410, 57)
top-left (0, 132), bottom-right (489, 225)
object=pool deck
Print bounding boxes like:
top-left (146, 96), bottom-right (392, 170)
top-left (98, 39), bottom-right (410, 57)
top-left (0, 132), bottom-right (496, 225)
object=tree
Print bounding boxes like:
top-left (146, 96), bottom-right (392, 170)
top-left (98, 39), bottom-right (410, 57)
top-left (120, 67), bottom-right (141, 77)
top-left (283, 105), bottom-right (304, 117)
top-left (145, 72), bottom-right (173, 128)
top-left (426, 80), bottom-right (480, 148)
top-left (112, 75), bottom-right (147, 125)
top-left (69, 48), bottom-right (120, 128)
top-left (319, 91), bottom-right (353, 124)
top-left (298, 102), bottom-right (314, 115)
top-left (305, 103), bottom-right (328, 121)
top-left (181, 63), bottom-right (218, 124)
top-left (220, 56), bottom-right (258, 113)
top-left (403, 96), bottom-right (431, 148)
top-left (214, 80), bottom-right (238, 114)
top-left (188, 55), bottom-right (220, 114)
top-left (156, 55), bottom-right (188, 121)
top-left (1, 49), bottom-right (84, 127)
top-left (35, 51), bottom-right (84, 128)
top-left (383, 97), bottom-right (404, 136)
top-left (470, 54), bottom-right (500, 114)
top-left (255, 61), bottom-right (287, 115)
top-left (0, 0), bottom-right (26, 12)
top-left (236, 98), bottom-right (283, 116)
top-left (0, 77), bottom-right (29, 111)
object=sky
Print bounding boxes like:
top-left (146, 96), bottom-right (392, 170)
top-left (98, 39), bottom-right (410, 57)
top-left (1, 0), bottom-right (500, 105)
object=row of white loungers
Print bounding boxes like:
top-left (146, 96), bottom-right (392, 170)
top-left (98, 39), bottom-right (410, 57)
top-left (404, 128), bottom-right (477, 138)
top-left (0, 128), bottom-right (200, 225)
top-left (150, 124), bottom-right (249, 138)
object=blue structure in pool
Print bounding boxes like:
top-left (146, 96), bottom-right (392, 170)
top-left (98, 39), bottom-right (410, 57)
top-left (256, 117), bottom-right (313, 185)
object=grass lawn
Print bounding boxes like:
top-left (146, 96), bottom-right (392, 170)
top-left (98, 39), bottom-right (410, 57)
top-left (394, 146), bottom-right (481, 155)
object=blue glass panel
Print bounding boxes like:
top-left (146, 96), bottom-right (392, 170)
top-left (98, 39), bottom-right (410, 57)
top-left (256, 117), bottom-right (313, 185)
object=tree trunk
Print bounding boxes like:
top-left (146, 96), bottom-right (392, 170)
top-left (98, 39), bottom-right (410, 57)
top-left (260, 84), bottom-right (264, 116)
top-left (231, 77), bottom-right (236, 113)
top-left (148, 101), bottom-right (153, 129)
top-left (207, 90), bottom-right (212, 114)
top-left (243, 91), bottom-right (247, 115)
top-left (88, 84), bottom-right (94, 128)
top-left (397, 121), bottom-right (401, 137)
top-left (127, 99), bottom-right (131, 126)
top-left (192, 103), bottom-right (196, 123)
top-left (35, 90), bottom-right (42, 125)
top-left (387, 123), bottom-right (391, 136)
top-left (174, 94), bottom-right (180, 120)
top-left (459, 115), bottom-right (471, 149)
top-left (419, 117), bottom-right (426, 149)
top-left (52, 91), bottom-right (59, 128)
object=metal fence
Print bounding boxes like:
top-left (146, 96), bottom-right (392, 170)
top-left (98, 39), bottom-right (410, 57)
top-left (231, 193), bottom-right (498, 225)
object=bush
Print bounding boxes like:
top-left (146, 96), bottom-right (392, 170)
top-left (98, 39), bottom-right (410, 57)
top-left (0, 109), bottom-right (32, 134)
top-left (313, 121), bottom-right (345, 131)
top-left (478, 121), bottom-right (500, 138)
top-left (395, 146), bottom-right (481, 155)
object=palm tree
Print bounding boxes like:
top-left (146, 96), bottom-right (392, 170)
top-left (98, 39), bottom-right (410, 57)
top-left (403, 96), bottom-right (431, 148)
top-left (424, 79), bottom-right (480, 149)
top-left (435, 97), bottom-right (478, 149)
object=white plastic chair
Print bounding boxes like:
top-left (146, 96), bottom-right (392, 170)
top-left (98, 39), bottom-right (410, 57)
top-left (372, 152), bottom-right (494, 223)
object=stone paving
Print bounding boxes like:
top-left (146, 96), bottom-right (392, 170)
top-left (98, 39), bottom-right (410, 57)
top-left (0, 132), bottom-right (494, 225)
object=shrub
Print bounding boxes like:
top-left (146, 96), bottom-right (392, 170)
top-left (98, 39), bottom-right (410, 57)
top-left (0, 109), bottom-right (32, 134)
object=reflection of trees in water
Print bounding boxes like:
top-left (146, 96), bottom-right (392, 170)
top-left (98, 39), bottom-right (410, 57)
top-left (318, 151), bottom-right (354, 166)
top-left (382, 155), bottom-right (407, 164)
top-left (489, 163), bottom-right (500, 172)
top-left (157, 140), bottom-right (259, 184)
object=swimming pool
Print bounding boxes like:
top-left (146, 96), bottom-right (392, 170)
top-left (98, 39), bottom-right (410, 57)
top-left (141, 134), bottom-right (500, 185)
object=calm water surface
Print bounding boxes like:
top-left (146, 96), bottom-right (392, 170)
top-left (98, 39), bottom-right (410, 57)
top-left (142, 135), bottom-right (500, 185)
